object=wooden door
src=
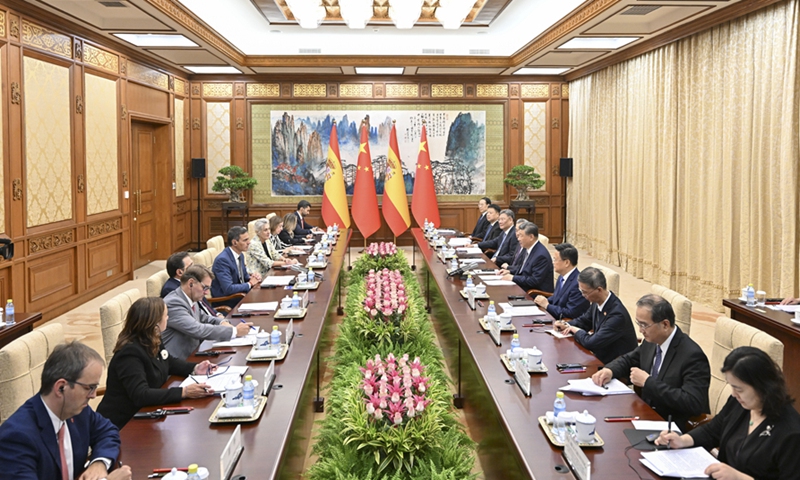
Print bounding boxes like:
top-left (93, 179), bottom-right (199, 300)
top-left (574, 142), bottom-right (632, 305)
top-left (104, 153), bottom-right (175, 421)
top-left (132, 122), bottom-right (157, 268)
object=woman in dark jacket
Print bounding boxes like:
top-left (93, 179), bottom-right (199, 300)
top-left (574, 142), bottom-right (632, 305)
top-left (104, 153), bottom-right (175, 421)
top-left (279, 213), bottom-right (309, 246)
top-left (657, 346), bottom-right (800, 479)
top-left (96, 297), bottom-right (215, 428)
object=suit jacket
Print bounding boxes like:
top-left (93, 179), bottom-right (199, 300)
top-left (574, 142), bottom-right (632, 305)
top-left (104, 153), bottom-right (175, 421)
top-left (162, 287), bottom-right (233, 359)
top-left (510, 241), bottom-right (555, 293)
top-left (293, 211), bottom-right (314, 237)
top-left (246, 239), bottom-right (274, 279)
top-left (96, 341), bottom-right (195, 428)
top-left (688, 396), bottom-right (800, 480)
top-left (0, 395), bottom-right (120, 479)
top-left (481, 226), bottom-right (519, 266)
top-left (546, 270), bottom-right (590, 320)
top-left (568, 292), bottom-right (637, 364)
top-left (161, 277), bottom-right (219, 317)
top-left (606, 327), bottom-right (710, 429)
top-left (211, 247), bottom-right (251, 307)
top-left (477, 222), bottom-right (501, 250)
top-left (470, 212), bottom-right (489, 239)
top-left (279, 229), bottom-right (307, 246)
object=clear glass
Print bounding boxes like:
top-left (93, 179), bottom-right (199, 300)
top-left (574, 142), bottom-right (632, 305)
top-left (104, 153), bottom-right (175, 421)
top-left (554, 416), bottom-right (566, 443)
top-left (756, 291), bottom-right (767, 306)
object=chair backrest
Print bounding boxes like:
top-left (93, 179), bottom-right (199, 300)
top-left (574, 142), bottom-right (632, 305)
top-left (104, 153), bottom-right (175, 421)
top-left (146, 270), bottom-right (171, 298)
top-left (99, 289), bottom-right (141, 366)
top-left (651, 284), bottom-right (692, 335)
top-left (538, 234), bottom-right (549, 246)
top-left (207, 235), bottom-right (224, 253)
top-left (589, 263), bottom-right (620, 296)
top-left (192, 249), bottom-right (214, 267)
top-left (247, 219), bottom-right (258, 240)
top-left (708, 316), bottom-right (784, 415)
top-left (0, 322), bottom-right (64, 424)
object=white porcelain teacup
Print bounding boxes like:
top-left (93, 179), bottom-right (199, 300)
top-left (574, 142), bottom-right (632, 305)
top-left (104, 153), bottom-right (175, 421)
top-left (475, 284), bottom-right (487, 295)
top-left (499, 313), bottom-right (512, 327)
top-left (221, 382), bottom-right (243, 408)
top-left (256, 332), bottom-right (270, 350)
top-left (575, 410), bottom-right (597, 443)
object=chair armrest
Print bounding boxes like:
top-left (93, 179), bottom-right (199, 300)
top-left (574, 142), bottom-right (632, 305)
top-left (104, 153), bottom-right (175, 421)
top-left (216, 306), bottom-right (232, 314)
top-left (469, 236), bottom-right (483, 242)
top-left (526, 289), bottom-right (553, 298)
top-left (686, 413), bottom-right (713, 431)
top-left (208, 293), bottom-right (246, 306)
top-left (484, 248), bottom-right (496, 256)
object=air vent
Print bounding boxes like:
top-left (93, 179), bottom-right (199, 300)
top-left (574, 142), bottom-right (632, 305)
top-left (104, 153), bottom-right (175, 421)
top-left (299, 48), bottom-right (321, 54)
top-left (98, 1), bottom-right (127, 7)
top-left (469, 49), bottom-right (490, 55)
top-left (422, 48), bottom-right (445, 55)
top-left (621, 5), bottom-right (660, 15)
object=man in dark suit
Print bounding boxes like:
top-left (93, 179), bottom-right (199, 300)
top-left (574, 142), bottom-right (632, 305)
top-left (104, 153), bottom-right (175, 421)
top-left (555, 267), bottom-right (638, 364)
top-left (211, 226), bottom-right (262, 308)
top-left (498, 222), bottom-right (554, 293)
top-left (162, 251), bottom-right (221, 317)
top-left (293, 200), bottom-right (323, 238)
top-left (479, 209), bottom-right (518, 266)
top-left (533, 243), bottom-right (590, 320)
top-left (593, 294), bottom-right (710, 430)
top-left (470, 197), bottom-right (491, 239)
top-left (475, 204), bottom-right (502, 248)
top-left (0, 342), bottom-right (131, 480)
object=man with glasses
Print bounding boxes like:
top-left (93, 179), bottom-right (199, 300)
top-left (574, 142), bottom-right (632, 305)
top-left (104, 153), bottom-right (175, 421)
top-left (554, 266), bottom-right (637, 364)
top-left (161, 251), bottom-right (222, 318)
top-left (591, 294), bottom-right (710, 430)
top-left (0, 341), bottom-right (132, 479)
top-left (533, 243), bottom-right (590, 320)
top-left (163, 265), bottom-right (253, 360)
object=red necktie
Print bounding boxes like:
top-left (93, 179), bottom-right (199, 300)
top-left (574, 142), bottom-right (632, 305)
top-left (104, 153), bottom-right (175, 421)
top-left (192, 304), bottom-right (196, 314)
top-left (58, 423), bottom-right (70, 480)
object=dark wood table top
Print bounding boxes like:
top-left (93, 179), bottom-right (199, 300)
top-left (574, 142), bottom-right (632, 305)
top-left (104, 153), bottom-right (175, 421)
top-left (0, 311), bottom-right (43, 348)
top-left (412, 228), bottom-right (662, 480)
top-left (722, 298), bottom-right (800, 338)
top-left (119, 231), bottom-right (351, 479)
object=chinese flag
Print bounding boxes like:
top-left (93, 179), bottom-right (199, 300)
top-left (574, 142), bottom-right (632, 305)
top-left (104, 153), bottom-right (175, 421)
top-left (411, 124), bottom-right (440, 228)
top-left (382, 121), bottom-right (411, 237)
top-left (352, 121), bottom-right (381, 239)
top-left (321, 121), bottom-right (351, 228)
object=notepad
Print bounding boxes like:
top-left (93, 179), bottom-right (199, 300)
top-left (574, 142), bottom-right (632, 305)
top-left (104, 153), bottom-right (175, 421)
top-left (497, 303), bottom-right (546, 316)
top-left (212, 336), bottom-right (256, 347)
top-left (447, 238), bottom-right (471, 247)
top-left (238, 302), bottom-right (278, 311)
top-left (261, 276), bottom-right (293, 287)
top-left (180, 366), bottom-right (249, 391)
top-left (640, 447), bottom-right (719, 478)
top-left (632, 420), bottom-right (682, 434)
top-left (456, 247), bottom-right (483, 255)
top-left (546, 329), bottom-right (572, 339)
top-left (559, 378), bottom-right (634, 396)
top-left (483, 280), bottom-right (517, 286)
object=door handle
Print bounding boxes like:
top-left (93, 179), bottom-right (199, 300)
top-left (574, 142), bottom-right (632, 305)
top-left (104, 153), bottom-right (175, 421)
top-left (137, 189), bottom-right (142, 215)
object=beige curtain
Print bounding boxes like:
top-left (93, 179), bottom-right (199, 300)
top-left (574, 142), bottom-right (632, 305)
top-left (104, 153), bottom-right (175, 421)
top-left (567, 0), bottom-right (800, 309)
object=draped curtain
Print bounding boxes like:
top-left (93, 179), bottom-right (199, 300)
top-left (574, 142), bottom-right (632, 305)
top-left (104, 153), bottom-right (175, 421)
top-left (567, 0), bottom-right (800, 309)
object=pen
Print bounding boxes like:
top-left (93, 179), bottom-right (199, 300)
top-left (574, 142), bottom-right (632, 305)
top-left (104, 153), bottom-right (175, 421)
top-left (477, 300), bottom-right (484, 307)
top-left (604, 416), bottom-right (639, 422)
top-left (667, 415), bottom-right (672, 449)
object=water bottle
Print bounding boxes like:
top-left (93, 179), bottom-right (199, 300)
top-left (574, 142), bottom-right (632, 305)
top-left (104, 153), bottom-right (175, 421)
top-left (450, 257), bottom-right (458, 271)
top-left (424, 219), bottom-right (429, 231)
top-left (5, 299), bottom-right (14, 326)
top-left (487, 301), bottom-right (496, 320)
top-left (242, 375), bottom-right (255, 407)
top-left (307, 268), bottom-right (315, 284)
top-left (333, 223), bottom-right (339, 232)
top-left (510, 333), bottom-right (521, 353)
top-left (186, 464), bottom-right (200, 480)
top-left (746, 284), bottom-right (756, 307)
top-left (317, 252), bottom-right (324, 264)
top-left (291, 292), bottom-right (300, 309)
top-left (270, 325), bottom-right (281, 350)
top-left (465, 274), bottom-right (475, 291)
top-left (554, 391), bottom-right (567, 440)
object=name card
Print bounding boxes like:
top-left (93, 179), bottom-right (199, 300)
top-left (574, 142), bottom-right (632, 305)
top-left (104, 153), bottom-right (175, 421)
top-left (220, 424), bottom-right (244, 480)
top-left (467, 289), bottom-right (476, 310)
top-left (488, 317), bottom-right (501, 346)
top-left (263, 360), bottom-right (276, 396)
top-left (286, 319), bottom-right (295, 346)
top-left (563, 434), bottom-right (591, 480)
top-left (513, 358), bottom-right (531, 396)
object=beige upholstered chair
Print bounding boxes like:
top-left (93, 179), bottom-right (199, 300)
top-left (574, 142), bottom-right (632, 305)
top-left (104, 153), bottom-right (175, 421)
top-left (99, 289), bottom-right (141, 366)
top-left (651, 284), bottom-right (692, 335)
top-left (207, 235), bottom-right (224, 255)
top-left (146, 270), bottom-right (171, 298)
top-left (0, 323), bottom-right (64, 425)
top-left (192, 249), bottom-right (214, 267)
top-left (247, 219), bottom-right (259, 239)
top-left (589, 263), bottom-right (620, 296)
top-left (538, 234), bottom-right (549, 246)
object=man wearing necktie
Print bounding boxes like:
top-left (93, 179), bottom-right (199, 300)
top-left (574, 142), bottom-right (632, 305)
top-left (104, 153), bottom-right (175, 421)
top-left (470, 197), bottom-right (492, 240)
top-left (533, 243), bottom-right (590, 320)
top-left (498, 222), bottom-right (554, 293)
top-left (0, 342), bottom-right (131, 479)
top-left (293, 200), bottom-right (323, 237)
top-left (476, 208), bottom-right (515, 260)
top-left (161, 251), bottom-right (222, 318)
top-left (211, 227), bottom-right (262, 308)
top-left (591, 294), bottom-right (710, 431)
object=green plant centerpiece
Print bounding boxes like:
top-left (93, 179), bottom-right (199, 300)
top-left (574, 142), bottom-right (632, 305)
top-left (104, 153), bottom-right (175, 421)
top-left (211, 165), bottom-right (258, 203)
top-left (503, 165), bottom-right (545, 200)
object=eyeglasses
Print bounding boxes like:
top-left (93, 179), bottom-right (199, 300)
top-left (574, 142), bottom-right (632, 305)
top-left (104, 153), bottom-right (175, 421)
top-left (194, 281), bottom-right (211, 292)
top-left (70, 380), bottom-right (99, 395)
top-left (635, 321), bottom-right (658, 330)
top-left (578, 287), bottom-right (596, 296)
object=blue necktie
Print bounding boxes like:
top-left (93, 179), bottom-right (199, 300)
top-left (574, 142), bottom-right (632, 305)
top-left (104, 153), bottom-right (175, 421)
top-left (651, 345), bottom-right (663, 377)
top-left (492, 231), bottom-right (508, 261)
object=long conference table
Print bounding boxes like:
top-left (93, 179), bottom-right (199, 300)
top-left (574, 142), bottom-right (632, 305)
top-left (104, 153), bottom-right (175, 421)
top-left (411, 228), bottom-right (663, 480)
top-left (119, 230), bottom-right (351, 479)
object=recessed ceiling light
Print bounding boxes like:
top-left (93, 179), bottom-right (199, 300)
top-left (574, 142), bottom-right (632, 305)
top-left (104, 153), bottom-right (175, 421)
top-left (355, 67), bottom-right (404, 75)
top-left (476, 31), bottom-right (488, 35)
top-left (184, 66), bottom-right (242, 74)
top-left (558, 37), bottom-right (639, 50)
top-left (269, 30), bottom-right (281, 34)
top-left (113, 33), bottom-right (198, 47)
top-left (514, 67), bottom-right (570, 75)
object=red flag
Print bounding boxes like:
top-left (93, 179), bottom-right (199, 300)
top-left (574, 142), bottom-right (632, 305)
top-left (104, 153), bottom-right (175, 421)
top-left (352, 120), bottom-right (381, 238)
top-left (321, 122), bottom-right (351, 228)
top-left (382, 121), bottom-right (411, 237)
top-left (411, 124), bottom-right (440, 228)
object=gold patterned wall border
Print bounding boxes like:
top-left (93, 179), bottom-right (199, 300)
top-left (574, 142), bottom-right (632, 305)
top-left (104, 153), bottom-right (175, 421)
top-left (386, 84), bottom-right (419, 98)
top-left (562, 84), bottom-right (569, 98)
top-left (523, 102), bottom-right (547, 191)
top-left (88, 218), bottom-right (121, 238)
top-left (83, 44), bottom-right (118, 73)
top-left (206, 102), bottom-right (231, 193)
top-left (126, 60), bottom-right (169, 90)
top-left (174, 97), bottom-right (185, 197)
top-left (431, 84), bottom-right (464, 97)
top-left (21, 20), bottom-right (72, 59)
top-left (339, 84), bottom-right (373, 98)
top-left (477, 84), bottom-right (509, 98)
top-left (203, 83), bottom-right (233, 98)
top-left (85, 73), bottom-right (119, 215)
top-left (24, 56), bottom-right (72, 227)
top-left (29, 230), bottom-right (74, 254)
top-left (293, 84), bottom-right (326, 97)
top-left (521, 84), bottom-right (550, 98)
top-left (174, 78), bottom-right (186, 96)
top-left (247, 83), bottom-right (280, 98)
top-left (0, 11), bottom-right (6, 38)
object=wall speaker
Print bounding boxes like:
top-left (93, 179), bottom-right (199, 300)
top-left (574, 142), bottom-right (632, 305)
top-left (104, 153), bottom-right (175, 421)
top-left (559, 158), bottom-right (573, 178)
top-left (191, 158), bottom-right (206, 179)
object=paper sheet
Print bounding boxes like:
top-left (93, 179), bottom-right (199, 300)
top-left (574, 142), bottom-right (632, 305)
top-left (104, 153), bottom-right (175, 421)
top-left (484, 280), bottom-right (517, 286)
top-left (456, 247), bottom-right (483, 255)
top-left (212, 336), bottom-right (256, 347)
top-left (180, 366), bottom-right (249, 391)
top-left (447, 238), bottom-right (471, 247)
top-left (768, 304), bottom-right (800, 313)
top-left (436, 229), bottom-right (456, 234)
top-left (497, 303), bottom-right (546, 316)
top-left (460, 258), bottom-right (485, 265)
top-left (640, 447), bottom-right (719, 478)
top-left (238, 302), bottom-right (278, 311)
top-left (261, 276), bottom-right (294, 287)
top-left (559, 378), bottom-right (634, 396)
top-left (632, 420), bottom-right (682, 434)
top-left (546, 329), bottom-right (572, 339)
top-left (478, 275), bottom-right (504, 281)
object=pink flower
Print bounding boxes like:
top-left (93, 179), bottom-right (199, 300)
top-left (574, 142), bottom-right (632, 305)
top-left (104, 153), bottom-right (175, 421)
top-left (373, 408), bottom-right (383, 420)
top-left (393, 413), bottom-right (403, 425)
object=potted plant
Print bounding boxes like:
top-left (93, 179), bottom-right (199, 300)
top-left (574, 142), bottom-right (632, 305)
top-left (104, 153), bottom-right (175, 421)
top-left (211, 165), bottom-right (258, 203)
top-left (503, 165), bottom-right (545, 200)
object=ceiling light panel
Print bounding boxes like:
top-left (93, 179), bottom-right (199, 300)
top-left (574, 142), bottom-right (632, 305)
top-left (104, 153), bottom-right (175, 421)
top-left (355, 67), bottom-right (404, 74)
top-left (513, 67), bottom-right (570, 75)
top-left (558, 37), bottom-right (640, 50)
top-left (185, 65), bottom-right (242, 74)
top-left (114, 33), bottom-right (198, 47)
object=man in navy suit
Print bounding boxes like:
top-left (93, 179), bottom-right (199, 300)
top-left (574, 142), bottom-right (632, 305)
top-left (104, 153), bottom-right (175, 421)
top-left (162, 251), bottom-right (221, 317)
top-left (475, 204), bottom-right (502, 247)
top-left (470, 197), bottom-right (491, 239)
top-left (0, 342), bottom-right (131, 480)
top-left (533, 243), bottom-right (589, 320)
top-left (293, 200), bottom-right (323, 238)
top-left (555, 267), bottom-right (638, 364)
top-left (498, 222), bottom-right (554, 293)
top-left (211, 226), bottom-right (262, 308)
top-left (478, 209), bottom-right (518, 266)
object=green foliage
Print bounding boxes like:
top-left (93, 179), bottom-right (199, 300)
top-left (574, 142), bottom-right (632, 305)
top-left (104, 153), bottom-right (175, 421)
top-left (211, 165), bottom-right (258, 202)
top-left (503, 165), bottom-right (545, 190)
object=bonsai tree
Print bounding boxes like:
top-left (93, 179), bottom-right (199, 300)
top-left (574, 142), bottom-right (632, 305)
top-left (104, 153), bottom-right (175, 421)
top-left (503, 165), bottom-right (545, 200)
top-left (211, 165), bottom-right (258, 203)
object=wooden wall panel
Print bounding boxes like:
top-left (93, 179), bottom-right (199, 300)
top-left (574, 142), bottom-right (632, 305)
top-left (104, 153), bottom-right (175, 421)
top-left (127, 81), bottom-right (169, 119)
top-left (86, 234), bottom-right (122, 288)
top-left (27, 248), bottom-right (76, 308)
top-left (0, 265), bottom-right (10, 306)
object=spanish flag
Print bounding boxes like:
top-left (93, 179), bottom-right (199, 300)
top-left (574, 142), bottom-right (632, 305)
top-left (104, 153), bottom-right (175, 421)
top-left (352, 119), bottom-right (381, 239)
top-left (411, 123), bottom-right (440, 228)
top-left (321, 121), bottom-right (351, 228)
top-left (382, 121), bottom-right (411, 237)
